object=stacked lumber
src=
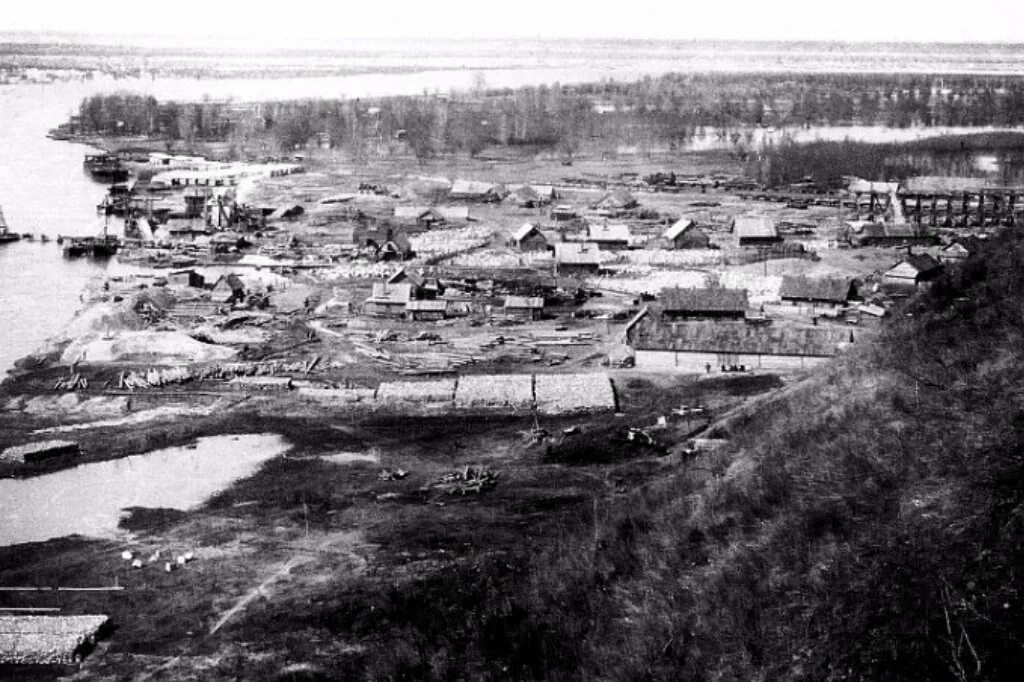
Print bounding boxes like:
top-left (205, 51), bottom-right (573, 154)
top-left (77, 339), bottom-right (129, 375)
top-left (535, 373), bottom-right (616, 415)
top-left (0, 615), bottom-right (108, 665)
top-left (377, 379), bottom-right (457, 404)
top-left (116, 359), bottom-right (320, 391)
top-left (454, 374), bottom-right (533, 410)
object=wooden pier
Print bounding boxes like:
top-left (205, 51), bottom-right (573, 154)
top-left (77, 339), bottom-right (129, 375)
top-left (849, 189), bottom-right (1024, 227)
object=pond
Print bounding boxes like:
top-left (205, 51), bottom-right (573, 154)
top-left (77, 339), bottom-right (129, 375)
top-left (0, 433), bottom-right (290, 546)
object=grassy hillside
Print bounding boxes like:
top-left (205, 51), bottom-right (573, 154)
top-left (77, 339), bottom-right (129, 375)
top-left (523, 229), bottom-right (1024, 680)
top-left (373, 229), bottom-right (1024, 681)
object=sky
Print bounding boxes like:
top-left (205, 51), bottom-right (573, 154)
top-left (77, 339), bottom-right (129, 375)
top-left (3, 0), bottom-right (1024, 44)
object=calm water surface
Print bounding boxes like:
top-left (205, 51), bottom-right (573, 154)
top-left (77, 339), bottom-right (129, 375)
top-left (0, 433), bottom-right (289, 546)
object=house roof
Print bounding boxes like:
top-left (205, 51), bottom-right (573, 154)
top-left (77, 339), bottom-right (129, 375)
top-left (369, 282), bottom-right (413, 303)
top-left (732, 216), bottom-right (778, 239)
top-left (587, 223), bottom-right (631, 242)
top-left (631, 319), bottom-right (849, 356)
top-left (214, 274), bottom-right (244, 291)
top-left (387, 268), bottom-right (424, 288)
top-left (504, 296), bottom-right (544, 309)
top-left (437, 206), bottom-right (470, 221)
top-left (942, 242), bottom-right (970, 256)
top-left (380, 232), bottom-right (413, 254)
top-left (394, 206), bottom-right (431, 219)
top-left (555, 241), bottom-right (602, 265)
top-left (659, 287), bottom-right (748, 313)
top-left (594, 188), bottom-right (637, 209)
top-left (450, 179), bottom-right (499, 196)
top-left (510, 185), bottom-right (540, 202)
top-left (664, 218), bottom-right (695, 240)
top-left (779, 276), bottom-right (854, 303)
top-left (514, 223), bottom-right (543, 242)
top-left (903, 253), bottom-right (943, 274)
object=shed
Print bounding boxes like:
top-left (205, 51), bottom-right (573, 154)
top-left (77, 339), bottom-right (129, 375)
top-left (405, 299), bottom-right (449, 321)
top-left (663, 218), bottom-right (709, 249)
top-left (394, 206), bottom-right (445, 227)
top-left (167, 269), bottom-right (205, 289)
top-left (659, 288), bottom-right (748, 321)
top-left (513, 223), bottom-right (548, 251)
top-left (779, 276), bottom-right (856, 308)
top-left (883, 254), bottom-right (944, 288)
top-left (503, 296), bottom-right (545, 321)
top-left (211, 274), bottom-right (245, 304)
top-left (449, 180), bottom-right (503, 202)
top-left (551, 204), bottom-right (578, 221)
top-left (379, 232), bottom-right (413, 261)
top-left (625, 316), bottom-right (851, 373)
top-left (732, 216), bottom-right (781, 246)
top-left (939, 242), bottom-right (970, 264)
top-left (1, 440), bottom-right (80, 464)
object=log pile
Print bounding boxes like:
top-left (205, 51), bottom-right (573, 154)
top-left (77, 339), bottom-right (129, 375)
top-left (429, 465), bottom-right (498, 496)
top-left (52, 373), bottom-right (87, 391)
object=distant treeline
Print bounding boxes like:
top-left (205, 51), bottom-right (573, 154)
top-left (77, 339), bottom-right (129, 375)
top-left (751, 132), bottom-right (1024, 188)
top-left (75, 72), bottom-right (1024, 161)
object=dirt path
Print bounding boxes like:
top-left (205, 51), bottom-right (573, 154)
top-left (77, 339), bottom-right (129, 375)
top-left (208, 553), bottom-right (311, 635)
top-left (134, 531), bottom-right (368, 681)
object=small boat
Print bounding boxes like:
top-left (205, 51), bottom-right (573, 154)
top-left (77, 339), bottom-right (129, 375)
top-left (83, 154), bottom-right (129, 182)
top-left (0, 206), bottom-right (20, 244)
top-left (62, 235), bottom-right (120, 259)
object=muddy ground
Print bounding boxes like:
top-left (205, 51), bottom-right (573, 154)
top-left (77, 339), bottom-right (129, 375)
top-left (0, 371), bottom-right (782, 680)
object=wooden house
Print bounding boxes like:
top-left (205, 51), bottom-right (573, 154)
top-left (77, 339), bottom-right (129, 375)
top-left (555, 242), bottom-right (602, 276)
top-left (503, 296), bottom-right (545, 321)
top-left (449, 180), bottom-right (503, 202)
top-left (732, 216), bottom-right (781, 246)
top-left (939, 242), bottom-right (970, 264)
top-left (364, 282), bottom-right (413, 316)
top-left (592, 188), bottom-right (638, 212)
top-left (663, 218), bottom-right (709, 249)
top-left (586, 223), bottom-right (632, 250)
top-left (624, 311), bottom-right (851, 373)
top-left (379, 232), bottom-right (413, 262)
top-left (883, 253), bottom-right (944, 288)
top-left (512, 223), bottom-right (548, 251)
top-left (551, 204), bottom-right (578, 222)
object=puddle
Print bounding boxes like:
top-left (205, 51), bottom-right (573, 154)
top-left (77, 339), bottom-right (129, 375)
top-left (0, 433), bottom-right (290, 546)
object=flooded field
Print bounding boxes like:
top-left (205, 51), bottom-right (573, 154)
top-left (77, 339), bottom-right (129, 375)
top-left (0, 433), bottom-right (289, 546)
